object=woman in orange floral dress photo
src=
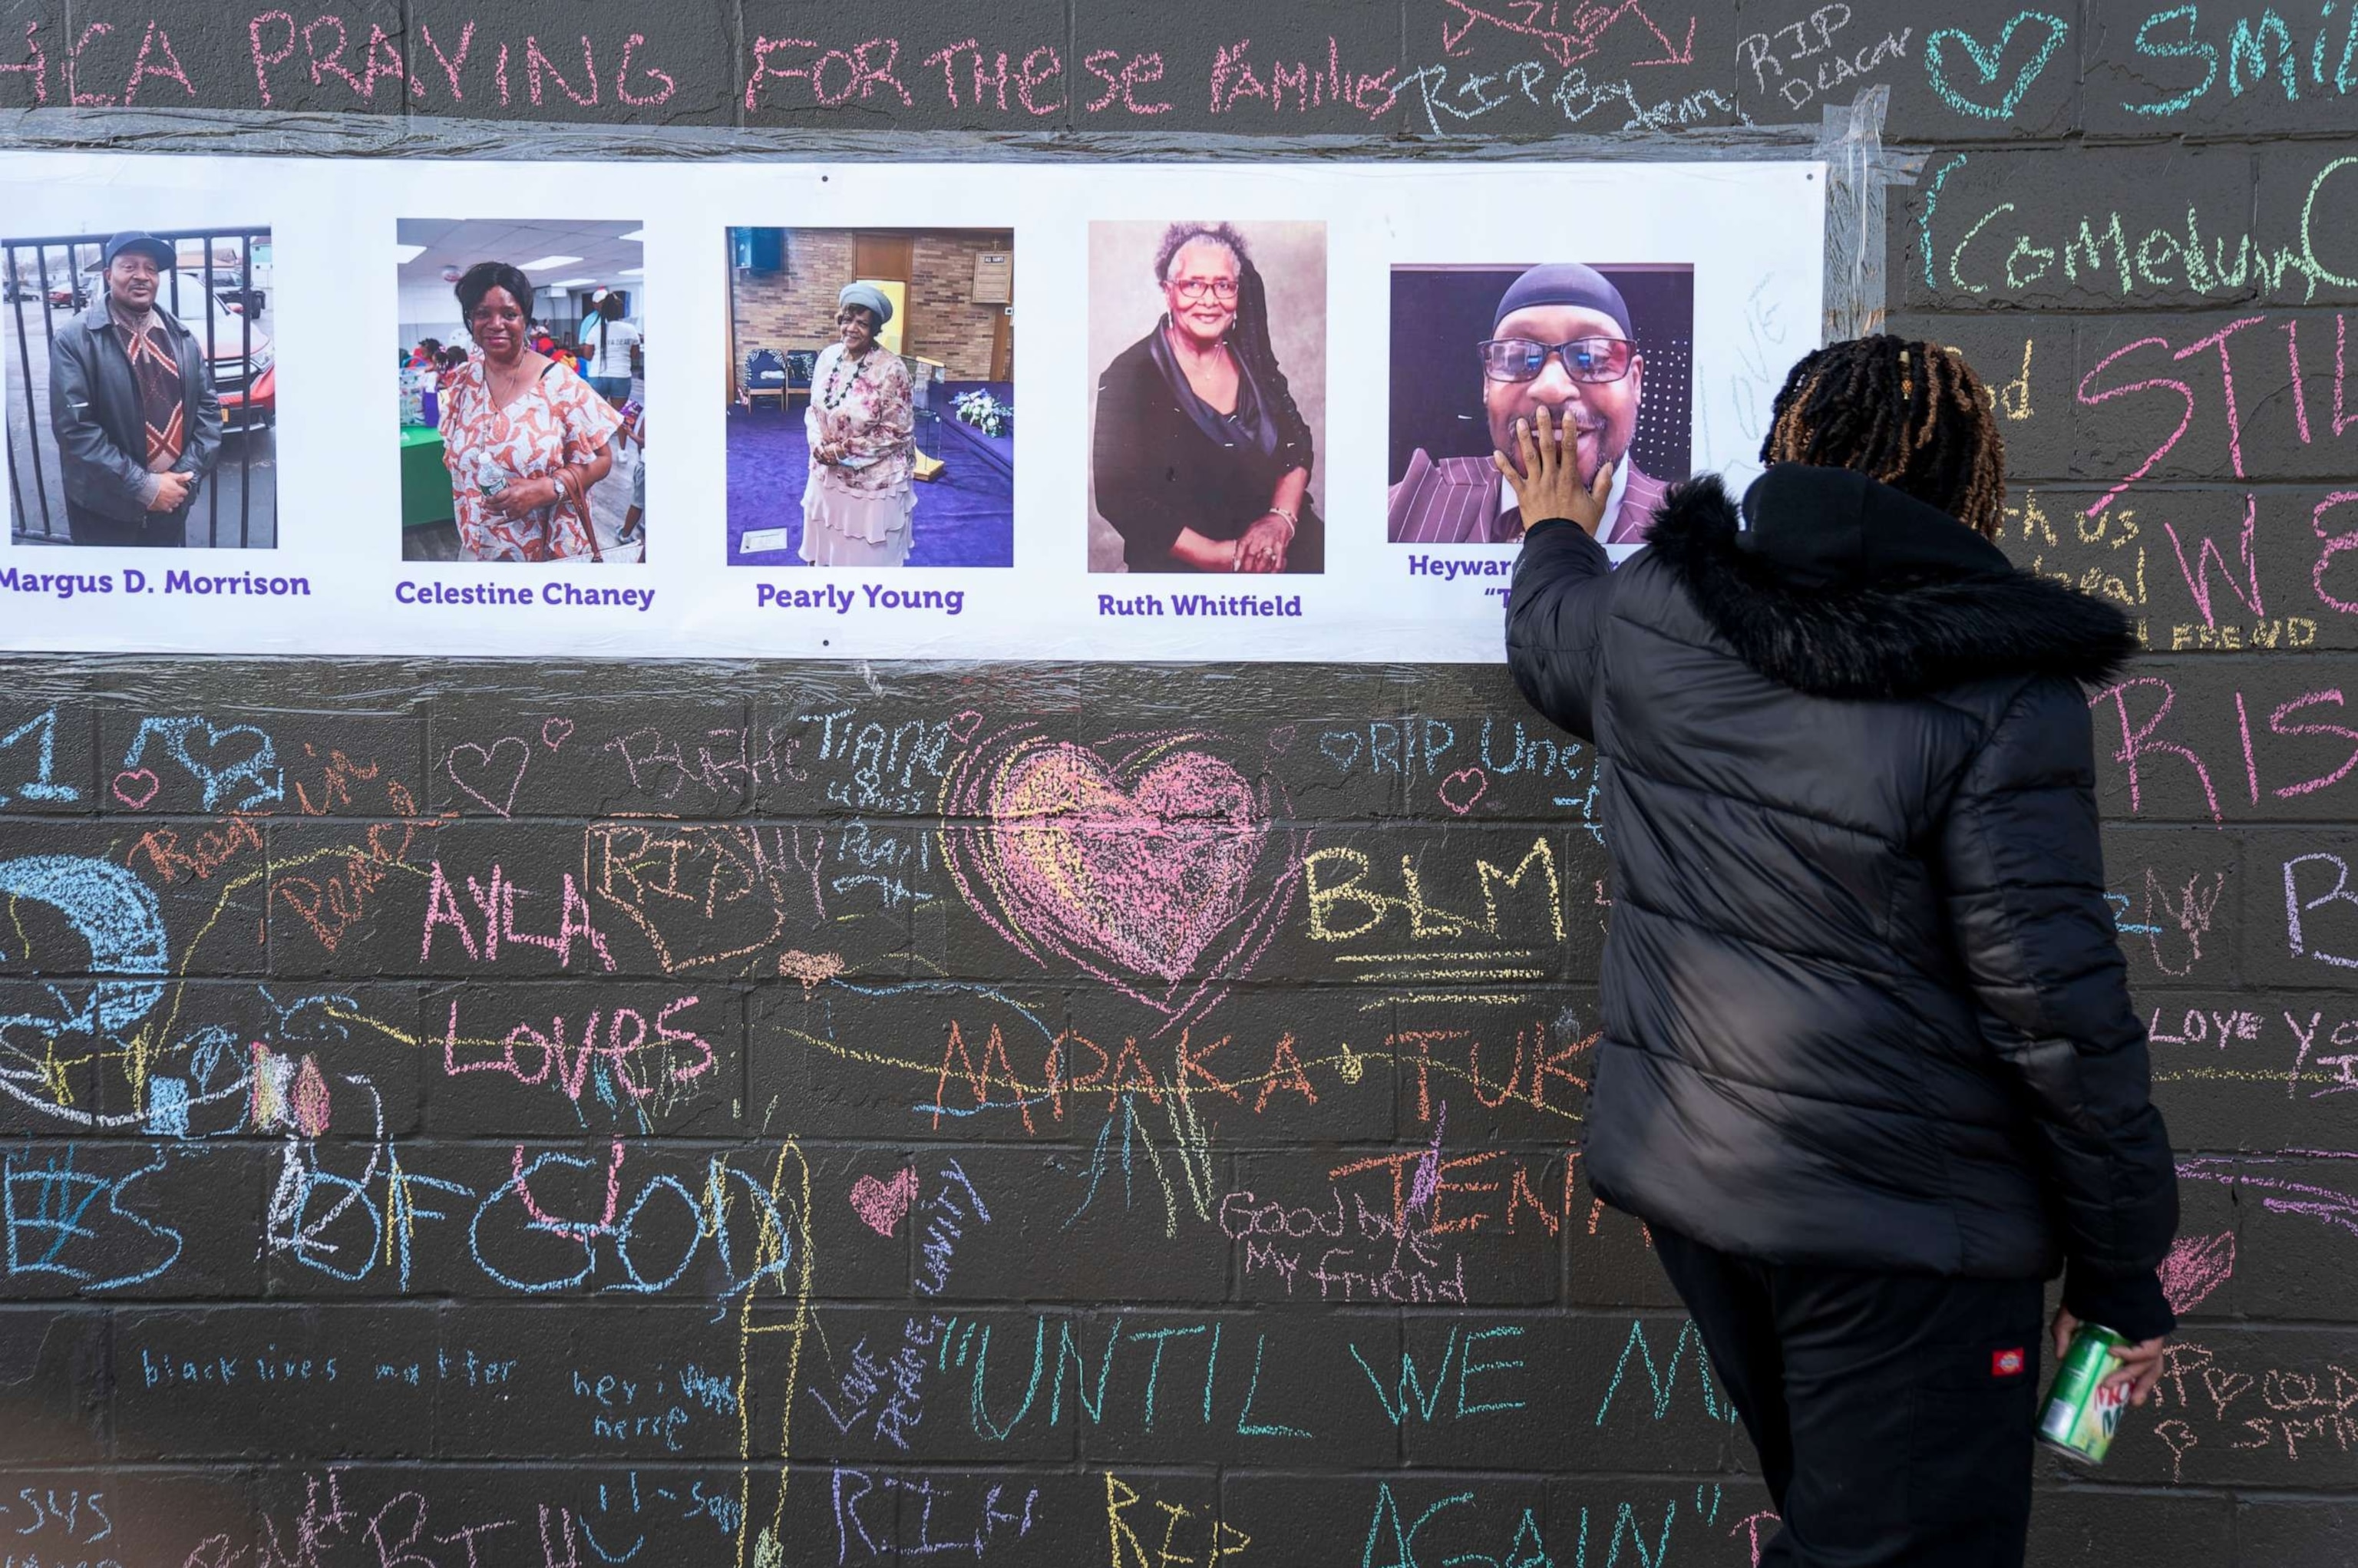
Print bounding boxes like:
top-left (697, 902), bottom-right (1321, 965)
top-left (438, 261), bottom-right (621, 563)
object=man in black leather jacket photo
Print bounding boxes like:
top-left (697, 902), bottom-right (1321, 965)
top-left (1501, 335), bottom-right (2178, 1567)
top-left (47, 231), bottom-right (223, 547)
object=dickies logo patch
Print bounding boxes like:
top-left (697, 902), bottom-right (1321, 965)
top-left (1992, 1347), bottom-right (2027, 1378)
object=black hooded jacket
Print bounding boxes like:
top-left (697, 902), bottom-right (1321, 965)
top-left (1506, 464), bottom-right (2178, 1341)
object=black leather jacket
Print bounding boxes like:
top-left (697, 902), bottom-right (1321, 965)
top-left (48, 295), bottom-right (223, 521)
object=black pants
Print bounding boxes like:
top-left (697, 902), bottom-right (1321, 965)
top-left (1653, 1226), bottom-right (2044, 1567)
top-left (66, 499), bottom-right (188, 547)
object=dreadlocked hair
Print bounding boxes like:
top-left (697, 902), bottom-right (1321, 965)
top-left (1759, 335), bottom-right (2008, 538)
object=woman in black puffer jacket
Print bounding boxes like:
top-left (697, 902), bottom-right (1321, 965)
top-left (1504, 337), bottom-right (2177, 1567)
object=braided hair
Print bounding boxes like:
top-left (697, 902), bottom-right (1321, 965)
top-left (1759, 335), bottom-right (2007, 539)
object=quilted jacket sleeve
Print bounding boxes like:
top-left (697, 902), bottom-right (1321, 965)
top-left (1504, 520), bottom-right (1615, 742)
top-left (1936, 678), bottom-right (2179, 1341)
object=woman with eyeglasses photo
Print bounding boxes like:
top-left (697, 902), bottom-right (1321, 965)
top-left (1091, 221), bottom-right (1324, 574)
top-left (1388, 262), bottom-right (1673, 546)
top-left (802, 282), bottom-right (917, 568)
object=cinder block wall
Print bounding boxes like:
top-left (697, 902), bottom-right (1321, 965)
top-left (2, 2), bottom-right (2354, 1562)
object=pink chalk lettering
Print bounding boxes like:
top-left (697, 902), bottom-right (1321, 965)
top-left (421, 860), bottom-right (481, 962)
top-left (2092, 676), bottom-right (2222, 823)
top-left (2340, 315), bottom-right (2358, 438)
top-left (2235, 692), bottom-right (2261, 805)
top-left (418, 20), bottom-right (474, 101)
top-left (2, 19), bottom-right (51, 104)
top-left (2076, 336), bottom-right (2193, 518)
top-left (1081, 48), bottom-right (1171, 114)
top-left (122, 20), bottom-right (193, 104)
top-left (852, 37), bottom-right (912, 106)
top-left (2287, 319), bottom-right (2313, 444)
top-left (1210, 40), bottom-right (1267, 113)
top-left (249, 11), bottom-right (296, 106)
top-left (2162, 493), bottom-right (2264, 629)
top-left (2172, 315), bottom-right (2266, 480)
top-left (358, 22), bottom-right (403, 101)
top-left (614, 34), bottom-right (673, 107)
top-left (745, 35), bottom-right (819, 111)
top-left (304, 14), bottom-right (362, 97)
top-left (970, 45), bottom-right (1009, 108)
top-left (2314, 491), bottom-right (2358, 615)
top-left (924, 38), bottom-right (979, 104)
top-left (2269, 690), bottom-right (2358, 798)
top-left (525, 35), bottom-right (597, 107)
top-left (1438, 0), bottom-right (1696, 68)
top-left (495, 39), bottom-right (510, 105)
top-left (69, 22), bottom-right (115, 107)
top-left (1018, 45), bottom-right (1062, 114)
top-left (513, 1138), bottom-right (626, 1240)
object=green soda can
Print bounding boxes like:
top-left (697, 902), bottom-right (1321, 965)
top-left (2039, 1322), bottom-right (2131, 1464)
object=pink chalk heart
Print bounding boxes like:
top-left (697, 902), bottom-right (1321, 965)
top-left (541, 717), bottom-right (573, 751)
top-left (984, 742), bottom-right (1267, 984)
top-left (111, 767), bottom-right (161, 809)
top-left (2159, 1230), bottom-right (2236, 1315)
top-left (446, 736), bottom-right (530, 817)
top-left (850, 1167), bottom-right (919, 1238)
top-left (946, 709), bottom-right (984, 744)
top-left (1437, 766), bottom-right (1488, 816)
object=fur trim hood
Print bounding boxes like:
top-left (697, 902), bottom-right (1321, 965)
top-left (1643, 465), bottom-right (2139, 701)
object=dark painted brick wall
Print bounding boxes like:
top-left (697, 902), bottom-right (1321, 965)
top-left (3, 0), bottom-right (2356, 1563)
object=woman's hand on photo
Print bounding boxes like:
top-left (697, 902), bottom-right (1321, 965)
top-left (1495, 404), bottom-right (1613, 536)
top-left (1236, 513), bottom-right (1292, 573)
top-left (814, 440), bottom-right (843, 465)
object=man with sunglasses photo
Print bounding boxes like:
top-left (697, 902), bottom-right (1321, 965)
top-left (1388, 262), bottom-right (1667, 546)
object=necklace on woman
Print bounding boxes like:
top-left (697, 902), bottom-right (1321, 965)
top-left (821, 346), bottom-right (871, 410)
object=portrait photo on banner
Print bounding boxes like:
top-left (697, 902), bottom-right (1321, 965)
top-left (1088, 220), bottom-right (1327, 576)
top-left (4, 222), bottom-right (277, 551)
top-left (395, 219), bottom-right (647, 566)
top-left (725, 226), bottom-right (1016, 569)
top-left (1387, 262), bottom-right (1693, 548)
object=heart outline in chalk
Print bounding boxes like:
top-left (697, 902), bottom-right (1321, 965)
top-left (939, 725), bottom-right (1304, 1032)
top-left (849, 1167), bottom-right (919, 1238)
top-left (111, 768), bottom-right (161, 810)
top-left (541, 717), bottom-right (573, 751)
top-left (446, 736), bottom-right (530, 817)
top-left (1924, 12), bottom-right (2067, 122)
top-left (1437, 767), bottom-right (1488, 816)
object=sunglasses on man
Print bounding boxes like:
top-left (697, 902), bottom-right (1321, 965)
top-left (1478, 335), bottom-right (1636, 384)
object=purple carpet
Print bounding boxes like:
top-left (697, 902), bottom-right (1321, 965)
top-left (726, 394), bottom-right (1014, 568)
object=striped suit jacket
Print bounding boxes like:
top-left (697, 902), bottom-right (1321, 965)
top-left (1386, 450), bottom-right (1671, 546)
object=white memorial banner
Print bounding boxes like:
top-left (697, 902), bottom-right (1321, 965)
top-left (0, 153), bottom-right (1825, 660)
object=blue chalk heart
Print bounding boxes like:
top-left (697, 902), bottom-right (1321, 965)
top-left (1924, 12), bottom-right (2069, 121)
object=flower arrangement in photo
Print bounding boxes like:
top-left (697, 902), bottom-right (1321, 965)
top-left (953, 388), bottom-right (1013, 438)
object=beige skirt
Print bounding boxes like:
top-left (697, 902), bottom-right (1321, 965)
top-left (801, 472), bottom-right (915, 568)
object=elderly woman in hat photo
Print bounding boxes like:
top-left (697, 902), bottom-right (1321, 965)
top-left (802, 281), bottom-right (917, 568)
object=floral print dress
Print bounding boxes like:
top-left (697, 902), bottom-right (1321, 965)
top-left (441, 355), bottom-right (621, 563)
top-left (801, 343), bottom-right (916, 568)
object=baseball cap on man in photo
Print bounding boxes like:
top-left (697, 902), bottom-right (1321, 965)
top-left (101, 233), bottom-right (175, 269)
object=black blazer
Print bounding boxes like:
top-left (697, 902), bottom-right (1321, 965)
top-left (1091, 331), bottom-right (1323, 573)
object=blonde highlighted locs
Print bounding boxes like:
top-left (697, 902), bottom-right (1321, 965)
top-left (1760, 335), bottom-right (2008, 539)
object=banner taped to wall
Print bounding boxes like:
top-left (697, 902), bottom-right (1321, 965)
top-left (0, 153), bottom-right (1825, 661)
